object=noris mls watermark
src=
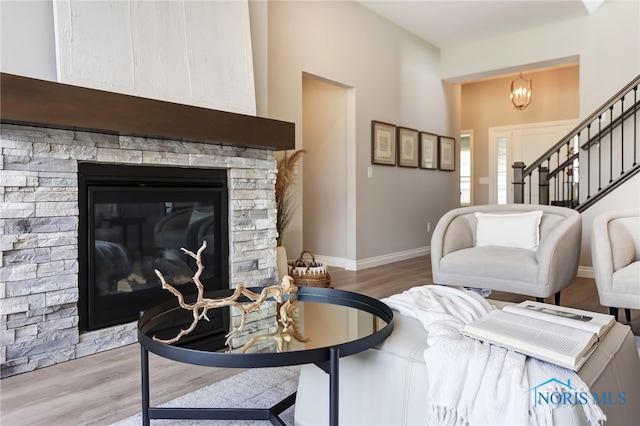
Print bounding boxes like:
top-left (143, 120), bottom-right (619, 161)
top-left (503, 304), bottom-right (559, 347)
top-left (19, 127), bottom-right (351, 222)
top-left (529, 378), bottom-right (627, 408)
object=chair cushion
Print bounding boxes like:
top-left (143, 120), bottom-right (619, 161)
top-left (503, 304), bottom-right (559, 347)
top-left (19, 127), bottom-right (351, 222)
top-left (612, 261), bottom-right (640, 297)
top-left (440, 246), bottom-right (538, 284)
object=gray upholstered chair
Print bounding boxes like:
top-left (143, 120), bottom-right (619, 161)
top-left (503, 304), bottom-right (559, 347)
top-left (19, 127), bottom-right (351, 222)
top-left (591, 209), bottom-right (640, 321)
top-left (431, 204), bottom-right (582, 304)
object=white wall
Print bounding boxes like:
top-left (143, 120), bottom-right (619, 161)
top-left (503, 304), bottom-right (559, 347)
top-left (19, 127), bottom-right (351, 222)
top-left (266, 1), bottom-right (460, 265)
top-left (51, 0), bottom-right (256, 115)
top-left (461, 66), bottom-right (580, 205)
top-left (444, 0), bottom-right (640, 270)
top-left (579, 175), bottom-right (640, 270)
top-left (0, 0), bottom-right (459, 268)
top-left (5, 0), bottom-right (634, 269)
top-left (441, 0), bottom-right (639, 118)
top-left (248, 0), bottom-right (269, 117)
top-left (0, 0), bottom-right (57, 81)
top-left (1, 0), bottom-right (257, 115)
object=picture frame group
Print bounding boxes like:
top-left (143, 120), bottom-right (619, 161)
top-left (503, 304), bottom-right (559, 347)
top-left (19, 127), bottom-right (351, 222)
top-left (371, 120), bottom-right (455, 171)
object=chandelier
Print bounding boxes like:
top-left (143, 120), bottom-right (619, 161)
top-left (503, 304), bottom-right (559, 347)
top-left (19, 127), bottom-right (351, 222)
top-left (510, 73), bottom-right (532, 110)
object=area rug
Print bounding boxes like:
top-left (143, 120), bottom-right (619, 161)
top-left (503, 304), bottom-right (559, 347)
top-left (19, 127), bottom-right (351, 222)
top-left (111, 366), bottom-right (300, 426)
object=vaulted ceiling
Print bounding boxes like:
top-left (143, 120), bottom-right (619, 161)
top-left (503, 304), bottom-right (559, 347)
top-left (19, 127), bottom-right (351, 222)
top-left (357, 0), bottom-right (604, 49)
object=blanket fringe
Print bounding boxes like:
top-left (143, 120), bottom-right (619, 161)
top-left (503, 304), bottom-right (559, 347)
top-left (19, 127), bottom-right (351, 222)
top-left (385, 286), bottom-right (608, 426)
top-left (426, 403), bottom-right (469, 426)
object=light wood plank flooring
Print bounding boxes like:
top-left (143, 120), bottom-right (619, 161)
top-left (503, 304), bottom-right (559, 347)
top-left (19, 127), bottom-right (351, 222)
top-left (1, 256), bottom-right (637, 425)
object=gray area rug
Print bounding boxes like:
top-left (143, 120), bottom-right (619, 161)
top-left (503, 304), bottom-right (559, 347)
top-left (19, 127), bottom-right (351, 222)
top-left (111, 366), bottom-right (300, 426)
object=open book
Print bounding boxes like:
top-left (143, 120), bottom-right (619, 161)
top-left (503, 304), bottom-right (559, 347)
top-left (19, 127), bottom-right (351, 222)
top-left (503, 301), bottom-right (615, 338)
top-left (462, 302), bottom-right (615, 371)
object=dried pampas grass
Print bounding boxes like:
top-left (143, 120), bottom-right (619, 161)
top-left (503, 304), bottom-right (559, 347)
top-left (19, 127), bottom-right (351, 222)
top-left (275, 150), bottom-right (305, 246)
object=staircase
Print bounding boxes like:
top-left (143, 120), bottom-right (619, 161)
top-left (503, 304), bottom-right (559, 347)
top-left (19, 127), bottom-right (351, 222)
top-left (513, 74), bottom-right (640, 211)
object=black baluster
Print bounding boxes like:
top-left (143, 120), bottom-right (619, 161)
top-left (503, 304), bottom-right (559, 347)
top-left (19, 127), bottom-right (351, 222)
top-left (621, 96), bottom-right (625, 175)
top-left (598, 115), bottom-right (602, 191)
top-left (557, 150), bottom-right (561, 204)
top-left (634, 86), bottom-right (638, 167)
top-left (575, 132), bottom-right (579, 207)
top-left (549, 158), bottom-right (552, 205)
top-left (567, 164), bottom-right (571, 204)
top-left (565, 141), bottom-right (570, 204)
top-left (587, 125), bottom-right (591, 200)
top-left (609, 105), bottom-right (614, 183)
top-left (561, 149), bottom-right (564, 205)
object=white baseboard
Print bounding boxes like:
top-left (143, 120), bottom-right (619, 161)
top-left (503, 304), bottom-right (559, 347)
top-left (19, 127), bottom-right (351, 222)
top-left (577, 266), bottom-right (594, 279)
top-left (312, 254), bottom-right (356, 270)
top-left (315, 247), bottom-right (430, 271)
top-left (317, 249), bottom-right (595, 278)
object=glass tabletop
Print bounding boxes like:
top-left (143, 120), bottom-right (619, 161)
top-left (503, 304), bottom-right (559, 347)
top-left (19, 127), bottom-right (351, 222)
top-left (138, 286), bottom-right (393, 368)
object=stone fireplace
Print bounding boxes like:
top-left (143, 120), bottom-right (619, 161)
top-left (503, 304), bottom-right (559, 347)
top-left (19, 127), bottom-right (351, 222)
top-left (0, 73), bottom-right (294, 378)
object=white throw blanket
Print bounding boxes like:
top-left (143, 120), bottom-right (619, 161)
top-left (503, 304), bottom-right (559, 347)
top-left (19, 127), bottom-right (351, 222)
top-left (381, 286), bottom-right (606, 426)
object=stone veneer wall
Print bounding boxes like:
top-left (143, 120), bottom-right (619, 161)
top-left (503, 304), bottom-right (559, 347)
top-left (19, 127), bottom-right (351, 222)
top-left (0, 123), bottom-right (279, 378)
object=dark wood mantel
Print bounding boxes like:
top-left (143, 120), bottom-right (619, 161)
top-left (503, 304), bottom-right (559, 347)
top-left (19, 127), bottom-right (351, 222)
top-left (0, 73), bottom-right (294, 150)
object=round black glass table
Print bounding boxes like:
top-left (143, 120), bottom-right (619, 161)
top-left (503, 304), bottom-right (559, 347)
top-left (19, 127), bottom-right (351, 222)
top-left (137, 286), bottom-right (394, 425)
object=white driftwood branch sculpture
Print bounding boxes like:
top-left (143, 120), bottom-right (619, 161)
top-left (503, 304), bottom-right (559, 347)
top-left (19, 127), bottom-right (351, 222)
top-left (152, 241), bottom-right (300, 347)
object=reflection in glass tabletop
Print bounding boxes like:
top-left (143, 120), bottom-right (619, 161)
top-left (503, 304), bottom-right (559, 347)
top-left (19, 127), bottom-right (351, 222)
top-left (138, 286), bottom-right (393, 368)
top-left (137, 286), bottom-right (393, 426)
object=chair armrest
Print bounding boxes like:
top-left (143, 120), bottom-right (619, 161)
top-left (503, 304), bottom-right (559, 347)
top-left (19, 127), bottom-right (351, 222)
top-left (431, 209), bottom-right (474, 276)
top-left (591, 214), bottom-right (615, 293)
top-left (535, 211), bottom-right (582, 292)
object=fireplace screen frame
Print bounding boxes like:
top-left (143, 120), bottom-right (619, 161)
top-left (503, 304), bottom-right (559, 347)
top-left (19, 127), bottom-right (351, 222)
top-left (78, 162), bottom-right (229, 332)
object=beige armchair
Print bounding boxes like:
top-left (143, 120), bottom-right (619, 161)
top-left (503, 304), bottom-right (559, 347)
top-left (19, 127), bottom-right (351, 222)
top-left (431, 204), bottom-right (582, 304)
top-left (591, 209), bottom-right (640, 321)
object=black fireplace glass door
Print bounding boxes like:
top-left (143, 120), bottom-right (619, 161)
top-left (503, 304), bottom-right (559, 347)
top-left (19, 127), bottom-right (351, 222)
top-left (84, 185), bottom-right (227, 331)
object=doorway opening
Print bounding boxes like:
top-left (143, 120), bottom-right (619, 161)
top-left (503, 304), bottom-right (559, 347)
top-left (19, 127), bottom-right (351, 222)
top-left (301, 74), bottom-right (355, 268)
top-left (488, 120), bottom-right (578, 204)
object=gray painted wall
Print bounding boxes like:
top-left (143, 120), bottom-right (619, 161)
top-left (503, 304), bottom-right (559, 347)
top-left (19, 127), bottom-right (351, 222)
top-left (267, 1), bottom-right (460, 266)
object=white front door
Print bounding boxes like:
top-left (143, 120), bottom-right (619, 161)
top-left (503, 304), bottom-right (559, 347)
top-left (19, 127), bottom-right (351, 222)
top-left (489, 120), bottom-right (578, 204)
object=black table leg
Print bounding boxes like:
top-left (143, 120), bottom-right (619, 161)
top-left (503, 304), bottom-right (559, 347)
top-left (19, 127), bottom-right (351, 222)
top-left (329, 347), bottom-right (339, 426)
top-left (141, 345), bottom-right (150, 426)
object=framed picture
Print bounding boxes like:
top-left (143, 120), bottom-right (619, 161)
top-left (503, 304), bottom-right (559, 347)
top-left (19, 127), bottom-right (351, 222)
top-left (397, 127), bottom-right (419, 168)
top-left (438, 136), bottom-right (456, 171)
top-left (419, 132), bottom-right (438, 169)
top-left (371, 121), bottom-right (396, 166)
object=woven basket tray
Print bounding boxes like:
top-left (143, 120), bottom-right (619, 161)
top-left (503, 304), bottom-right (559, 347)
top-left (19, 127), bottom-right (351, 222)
top-left (287, 250), bottom-right (331, 288)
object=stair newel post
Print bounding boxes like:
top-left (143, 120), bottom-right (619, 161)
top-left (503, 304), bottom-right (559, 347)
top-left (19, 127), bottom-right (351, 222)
top-left (512, 161), bottom-right (525, 204)
top-left (538, 166), bottom-right (550, 205)
top-left (563, 142), bottom-right (571, 205)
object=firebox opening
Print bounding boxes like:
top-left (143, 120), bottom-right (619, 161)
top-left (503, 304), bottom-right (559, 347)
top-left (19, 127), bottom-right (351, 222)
top-left (78, 163), bottom-right (229, 333)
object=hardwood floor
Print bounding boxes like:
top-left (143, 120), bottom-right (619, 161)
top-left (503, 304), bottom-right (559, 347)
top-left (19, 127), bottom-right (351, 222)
top-left (1, 256), bottom-right (637, 425)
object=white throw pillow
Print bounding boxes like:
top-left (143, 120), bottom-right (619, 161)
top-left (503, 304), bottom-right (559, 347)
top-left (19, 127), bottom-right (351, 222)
top-left (475, 210), bottom-right (543, 250)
